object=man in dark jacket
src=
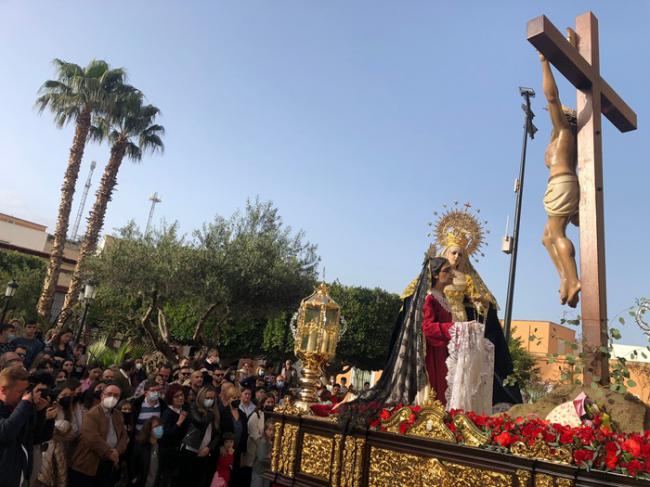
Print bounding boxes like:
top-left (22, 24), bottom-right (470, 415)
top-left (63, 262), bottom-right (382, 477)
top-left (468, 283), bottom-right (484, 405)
top-left (0, 365), bottom-right (54, 487)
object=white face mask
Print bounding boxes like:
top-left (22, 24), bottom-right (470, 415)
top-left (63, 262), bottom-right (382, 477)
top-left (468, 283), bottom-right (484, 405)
top-left (135, 363), bottom-right (143, 370)
top-left (203, 399), bottom-right (214, 408)
top-left (102, 396), bottom-right (118, 410)
top-left (147, 391), bottom-right (160, 403)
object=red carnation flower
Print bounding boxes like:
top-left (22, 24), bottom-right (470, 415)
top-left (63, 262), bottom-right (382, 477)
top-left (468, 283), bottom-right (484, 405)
top-left (626, 459), bottom-right (643, 477)
top-left (379, 409), bottom-right (391, 421)
top-left (623, 438), bottom-right (641, 457)
top-left (604, 441), bottom-right (619, 455)
top-left (559, 430), bottom-right (574, 445)
top-left (574, 449), bottom-right (595, 465)
top-left (605, 452), bottom-right (618, 470)
top-left (494, 431), bottom-right (515, 447)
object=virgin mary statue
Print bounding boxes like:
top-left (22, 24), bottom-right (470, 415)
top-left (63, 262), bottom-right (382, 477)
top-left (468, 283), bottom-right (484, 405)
top-left (340, 205), bottom-right (521, 429)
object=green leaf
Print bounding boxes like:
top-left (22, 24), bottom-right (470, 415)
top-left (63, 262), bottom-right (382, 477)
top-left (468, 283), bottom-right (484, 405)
top-left (618, 317), bottom-right (625, 325)
top-left (627, 379), bottom-right (637, 388)
top-left (610, 328), bottom-right (622, 340)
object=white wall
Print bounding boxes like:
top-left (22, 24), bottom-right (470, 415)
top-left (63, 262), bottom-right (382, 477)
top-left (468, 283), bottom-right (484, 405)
top-left (0, 218), bottom-right (47, 251)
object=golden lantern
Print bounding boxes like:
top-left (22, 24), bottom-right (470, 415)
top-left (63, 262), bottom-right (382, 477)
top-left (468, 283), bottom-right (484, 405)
top-left (290, 283), bottom-right (344, 412)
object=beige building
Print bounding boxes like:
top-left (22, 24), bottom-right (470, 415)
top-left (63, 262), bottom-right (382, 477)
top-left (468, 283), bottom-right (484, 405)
top-left (511, 320), bottom-right (650, 403)
top-left (0, 212), bottom-right (79, 319)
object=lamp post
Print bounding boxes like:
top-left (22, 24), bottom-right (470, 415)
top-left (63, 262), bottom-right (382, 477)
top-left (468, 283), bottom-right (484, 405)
top-left (1, 279), bottom-right (18, 324)
top-left (290, 283), bottom-right (345, 413)
top-left (76, 281), bottom-right (98, 343)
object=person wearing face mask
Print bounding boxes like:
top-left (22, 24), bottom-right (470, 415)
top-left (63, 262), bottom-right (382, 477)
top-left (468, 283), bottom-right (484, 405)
top-left (130, 380), bottom-right (167, 441)
top-left (275, 375), bottom-right (287, 398)
top-left (37, 384), bottom-right (79, 486)
top-left (244, 394), bottom-right (276, 480)
top-left (179, 386), bottom-right (221, 487)
top-left (70, 384), bottom-right (128, 487)
top-left (132, 359), bottom-right (146, 389)
top-left (159, 384), bottom-right (188, 486)
top-left (220, 392), bottom-right (249, 486)
top-left (129, 416), bottom-right (164, 487)
top-left (81, 381), bottom-right (106, 412)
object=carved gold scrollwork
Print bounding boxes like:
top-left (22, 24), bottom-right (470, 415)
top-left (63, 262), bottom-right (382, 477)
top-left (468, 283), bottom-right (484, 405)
top-left (515, 469), bottom-right (531, 487)
top-left (270, 420), bottom-right (283, 473)
top-left (382, 397), bottom-right (458, 445)
top-left (277, 424), bottom-right (299, 477)
top-left (381, 407), bottom-right (415, 433)
top-left (299, 433), bottom-right (333, 481)
top-left (556, 478), bottom-right (574, 487)
top-left (340, 436), bottom-right (366, 487)
top-left (408, 402), bottom-right (456, 443)
top-left (274, 403), bottom-right (302, 416)
top-left (510, 438), bottom-right (573, 465)
top-left (331, 434), bottom-right (343, 487)
top-left (453, 414), bottom-right (489, 447)
top-left (535, 473), bottom-right (555, 487)
top-left (368, 446), bottom-right (512, 486)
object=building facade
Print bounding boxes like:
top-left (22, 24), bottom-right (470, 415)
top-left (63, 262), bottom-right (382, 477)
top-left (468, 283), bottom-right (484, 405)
top-left (0, 212), bottom-right (79, 320)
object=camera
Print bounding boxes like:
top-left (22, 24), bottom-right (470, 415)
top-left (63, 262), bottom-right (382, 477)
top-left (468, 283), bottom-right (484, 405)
top-left (27, 370), bottom-right (57, 403)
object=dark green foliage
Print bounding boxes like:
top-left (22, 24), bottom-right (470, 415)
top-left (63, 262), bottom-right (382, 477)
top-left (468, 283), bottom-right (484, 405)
top-left (0, 250), bottom-right (46, 323)
top-left (328, 282), bottom-right (402, 372)
top-left (84, 199), bottom-right (319, 357)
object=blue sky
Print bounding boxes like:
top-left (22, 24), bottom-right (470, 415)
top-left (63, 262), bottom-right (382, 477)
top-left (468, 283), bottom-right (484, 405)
top-left (1, 1), bottom-right (649, 345)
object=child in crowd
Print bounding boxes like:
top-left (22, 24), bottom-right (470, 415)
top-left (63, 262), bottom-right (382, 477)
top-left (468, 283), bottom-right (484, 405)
top-left (211, 432), bottom-right (235, 487)
top-left (251, 420), bottom-right (274, 487)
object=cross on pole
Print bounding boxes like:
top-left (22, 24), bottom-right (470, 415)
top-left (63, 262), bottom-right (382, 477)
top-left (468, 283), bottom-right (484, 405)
top-left (527, 12), bottom-right (637, 385)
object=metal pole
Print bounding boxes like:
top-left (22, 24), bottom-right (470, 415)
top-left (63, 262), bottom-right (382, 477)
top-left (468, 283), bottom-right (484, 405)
top-left (76, 301), bottom-right (90, 343)
top-left (503, 88), bottom-right (536, 342)
top-left (0, 298), bottom-right (10, 324)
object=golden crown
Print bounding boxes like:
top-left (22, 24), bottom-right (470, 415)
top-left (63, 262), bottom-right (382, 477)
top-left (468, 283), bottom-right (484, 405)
top-left (445, 231), bottom-right (469, 250)
top-left (429, 202), bottom-right (488, 260)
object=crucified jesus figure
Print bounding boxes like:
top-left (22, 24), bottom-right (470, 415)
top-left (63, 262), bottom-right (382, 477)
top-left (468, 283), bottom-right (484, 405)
top-left (540, 52), bottom-right (581, 308)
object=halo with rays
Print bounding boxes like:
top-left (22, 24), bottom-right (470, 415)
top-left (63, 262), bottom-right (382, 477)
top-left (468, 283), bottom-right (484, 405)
top-left (428, 201), bottom-right (489, 261)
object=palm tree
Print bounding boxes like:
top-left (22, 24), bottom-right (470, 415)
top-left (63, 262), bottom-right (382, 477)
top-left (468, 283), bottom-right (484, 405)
top-left (59, 91), bottom-right (165, 323)
top-left (35, 59), bottom-right (127, 323)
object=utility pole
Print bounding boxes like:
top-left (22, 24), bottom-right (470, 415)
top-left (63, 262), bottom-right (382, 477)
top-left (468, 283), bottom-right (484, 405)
top-left (502, 88), bottom-right (537, 342)
top-left (70, 161), bottom-right (97, 240)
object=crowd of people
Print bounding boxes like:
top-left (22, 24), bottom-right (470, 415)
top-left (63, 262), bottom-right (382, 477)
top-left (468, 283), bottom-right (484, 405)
top-left (0, 318), bottom-right (340, 487)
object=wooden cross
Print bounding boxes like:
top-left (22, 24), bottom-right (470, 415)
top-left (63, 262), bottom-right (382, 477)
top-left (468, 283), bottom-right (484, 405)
top-left (527, 12), bottom-right (637, 385)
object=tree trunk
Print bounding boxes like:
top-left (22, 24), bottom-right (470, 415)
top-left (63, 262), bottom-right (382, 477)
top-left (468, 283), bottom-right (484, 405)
top-left (192, 303), bottom-right (219, 343)
top-left (37, 107), bottom-right (92, 323)
top-left (58, 139), bottom-right (127, 325)
top-left (140, 295), bottom-right (176, 363)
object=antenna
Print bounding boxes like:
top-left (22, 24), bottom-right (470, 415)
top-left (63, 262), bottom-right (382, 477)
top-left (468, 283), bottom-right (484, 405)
top-left (145, 192), bottom-right (162, 236)
top-left (70, 160), bottom-right (97, 241)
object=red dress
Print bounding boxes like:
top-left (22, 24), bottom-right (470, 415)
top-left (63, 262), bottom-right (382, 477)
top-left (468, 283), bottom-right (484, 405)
top-left (422, 293), bottom-right (454, 404)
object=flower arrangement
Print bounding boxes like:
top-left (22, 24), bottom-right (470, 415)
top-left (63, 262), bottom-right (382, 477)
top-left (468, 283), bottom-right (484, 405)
top-left (368, 404), bottom-right (650, 479)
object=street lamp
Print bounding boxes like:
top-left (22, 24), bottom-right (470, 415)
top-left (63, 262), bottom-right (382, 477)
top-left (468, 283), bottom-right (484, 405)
top-left (1, 279), bottom-right (18, 323)
top-left (76, 280), bottom-right (98, 343)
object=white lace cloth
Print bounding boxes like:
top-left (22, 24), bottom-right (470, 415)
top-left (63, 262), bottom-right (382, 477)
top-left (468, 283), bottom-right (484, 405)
top-left (445, 320), bottom-right (494, 414)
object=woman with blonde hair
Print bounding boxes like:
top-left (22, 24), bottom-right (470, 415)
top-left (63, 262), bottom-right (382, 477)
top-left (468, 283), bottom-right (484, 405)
top-left (179, 386), bottom-right (221, 486)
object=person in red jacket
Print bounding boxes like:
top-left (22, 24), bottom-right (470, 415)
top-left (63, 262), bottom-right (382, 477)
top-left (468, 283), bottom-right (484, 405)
top-left (421, 258), bottom-right (455, 404)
